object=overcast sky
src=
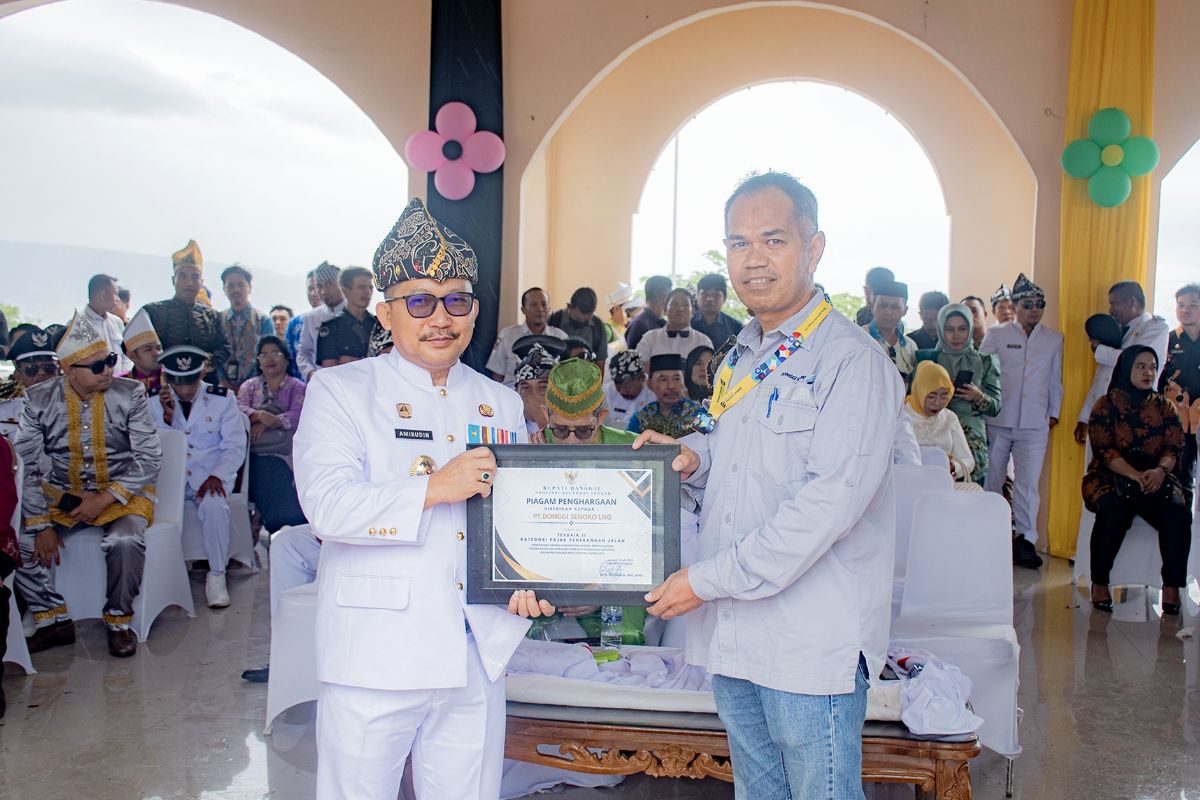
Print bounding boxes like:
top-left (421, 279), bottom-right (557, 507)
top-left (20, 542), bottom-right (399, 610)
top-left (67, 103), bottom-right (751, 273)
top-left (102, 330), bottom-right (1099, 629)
top-left (0, 0), bottom-right (407, 315)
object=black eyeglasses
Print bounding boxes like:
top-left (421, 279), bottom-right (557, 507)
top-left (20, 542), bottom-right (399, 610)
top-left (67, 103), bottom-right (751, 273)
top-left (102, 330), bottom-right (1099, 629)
top-left (19, 361), bottom-right (59, 378)
top-left (387, 291), bottom-right (476, 319)
top-left (1020, 300), bottom-right (1046, 310)
top-left (69, 352), bottom-right (118, 374)
top-left (549, 424), bottom-right (597, 441)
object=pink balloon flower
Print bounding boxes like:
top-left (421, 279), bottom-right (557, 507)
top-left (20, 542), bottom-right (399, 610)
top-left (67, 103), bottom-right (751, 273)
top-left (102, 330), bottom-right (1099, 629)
top-left (404, 102), bottom-right (506, 201)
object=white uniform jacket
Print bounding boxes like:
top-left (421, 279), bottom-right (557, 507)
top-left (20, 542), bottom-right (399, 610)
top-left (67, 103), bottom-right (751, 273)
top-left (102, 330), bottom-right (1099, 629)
top-left (980, 320), bottom-right (1063, 429)
top-left (1078, 312), bottom-right (1169, 424)
top-left (150, 385), bottom-right (247, 492)
top-left (293, 351), bottom-right (531, 692)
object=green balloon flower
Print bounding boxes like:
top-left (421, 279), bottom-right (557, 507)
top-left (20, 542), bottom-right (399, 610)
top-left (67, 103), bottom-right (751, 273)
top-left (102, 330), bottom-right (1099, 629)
top-left (1061, 107), bottom-right (1159, 208)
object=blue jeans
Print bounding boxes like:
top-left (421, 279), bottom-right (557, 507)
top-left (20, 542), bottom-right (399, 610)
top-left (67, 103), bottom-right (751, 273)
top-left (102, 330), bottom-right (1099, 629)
top-left (712, 654), bottom-right (869, 800)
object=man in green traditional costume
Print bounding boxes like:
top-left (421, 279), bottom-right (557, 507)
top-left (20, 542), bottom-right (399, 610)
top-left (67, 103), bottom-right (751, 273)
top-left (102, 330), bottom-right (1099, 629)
top-left (533, 358), bottom-right (647, 644)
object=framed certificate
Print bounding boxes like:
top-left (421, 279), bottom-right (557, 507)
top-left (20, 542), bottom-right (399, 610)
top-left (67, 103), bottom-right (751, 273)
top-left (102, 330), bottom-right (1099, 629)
top-left (466, 444), bottom-right (681, 606)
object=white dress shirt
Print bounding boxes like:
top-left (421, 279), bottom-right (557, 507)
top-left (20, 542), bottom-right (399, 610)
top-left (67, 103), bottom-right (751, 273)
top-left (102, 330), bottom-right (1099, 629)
top-left (636, 326), bottom-right (713, 363)
top-left (293, 351), bottom-right (530, 691)
top-left (297, 300), bottom-right (346, 380)
top-left (485, 323), bottom-right (568, 386)
top-left (980, 320), bottom-right (1063, 429)
top-left (683, 294), bottom-right (904, 695)
top-left (1077, 311), bottom-right (1169, 424)
top-left (83, 303), bottom-right (131, 373)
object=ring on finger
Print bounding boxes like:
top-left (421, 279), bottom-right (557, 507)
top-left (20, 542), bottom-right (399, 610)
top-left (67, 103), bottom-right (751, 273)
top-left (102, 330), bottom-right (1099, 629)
top-left (481, 470), bottom-right (492, 482)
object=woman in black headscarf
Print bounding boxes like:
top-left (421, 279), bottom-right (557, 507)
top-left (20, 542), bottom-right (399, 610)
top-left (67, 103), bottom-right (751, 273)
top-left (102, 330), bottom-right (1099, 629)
top-left (1083, 345), bottom-right (1191, 614)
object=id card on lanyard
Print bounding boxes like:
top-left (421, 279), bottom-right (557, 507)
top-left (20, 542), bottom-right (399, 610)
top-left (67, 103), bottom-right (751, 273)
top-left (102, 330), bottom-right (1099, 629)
top-left (695, 297), bottom-right (832, 433)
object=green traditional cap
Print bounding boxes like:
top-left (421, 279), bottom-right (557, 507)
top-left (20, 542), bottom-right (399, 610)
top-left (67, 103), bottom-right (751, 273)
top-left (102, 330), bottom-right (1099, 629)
top-left (545, 358), bottom-right (604, 419)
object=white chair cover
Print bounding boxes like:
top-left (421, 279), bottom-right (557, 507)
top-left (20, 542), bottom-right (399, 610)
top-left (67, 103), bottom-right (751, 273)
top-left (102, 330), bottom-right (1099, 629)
top-left (891, 464), bottom-right (954, 582)
top-left (919, 447), bottom-right (950, 471)
top-left (891, 491), bottom-right (1020, 757)
top-left (51, 429), bottom-right (195, 641)
top-left (1073, 494), bottom-right (1200, 592)
top-left (264, 581), bottom-right (319, 734)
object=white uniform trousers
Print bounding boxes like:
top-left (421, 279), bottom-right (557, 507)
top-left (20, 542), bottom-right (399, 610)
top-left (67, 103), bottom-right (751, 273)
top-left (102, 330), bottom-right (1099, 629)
top-left (984, 425), bottom-right (1049, 543)
top-left (186, 485), bottom-right (231, 576)
top-left (269, 525), bottom-right (321, 618)
top-left (316, 634), bottom-right (505, 800)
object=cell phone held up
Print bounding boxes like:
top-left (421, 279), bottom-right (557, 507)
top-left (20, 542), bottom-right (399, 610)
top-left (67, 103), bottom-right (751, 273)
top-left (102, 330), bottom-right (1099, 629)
top-left (953, 370), bottom-right (974, 389)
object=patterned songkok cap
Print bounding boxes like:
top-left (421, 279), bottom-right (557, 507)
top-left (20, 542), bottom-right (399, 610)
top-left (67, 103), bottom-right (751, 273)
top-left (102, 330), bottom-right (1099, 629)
top-left (990, 283), bottom-right (1012, 306)
top-left (513, 344), bottom-right (558, 385)
top-left (1010, 273), bottom-right (1044, 301)
top-left (546, 359), bottom-right (605, 420)
top-left (372, 198), bottom-right (478, 291)
top-left (172, 240), bottom-right (203, 273)
top-left (56, 311), bottom-right (109, 367)
top-left (609, 349), bottom-right (644, 384)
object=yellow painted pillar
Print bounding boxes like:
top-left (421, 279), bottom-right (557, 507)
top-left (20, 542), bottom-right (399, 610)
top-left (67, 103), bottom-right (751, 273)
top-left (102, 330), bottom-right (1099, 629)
top-left (1048, 0), bottom-right (1156, 557)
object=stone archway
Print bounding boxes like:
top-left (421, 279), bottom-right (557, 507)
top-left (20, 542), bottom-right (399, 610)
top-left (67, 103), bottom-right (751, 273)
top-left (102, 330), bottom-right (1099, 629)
top-left (517, 3), bottom-right (1036, 315)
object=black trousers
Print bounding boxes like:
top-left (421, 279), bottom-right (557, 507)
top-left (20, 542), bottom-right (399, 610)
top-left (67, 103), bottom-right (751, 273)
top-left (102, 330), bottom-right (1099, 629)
top-left (1089, 490), bottom-right (1192, 587)
top-left (0, 553), bottom-right (14, 664)
top-left (248, 455), bottom-right (308, 534)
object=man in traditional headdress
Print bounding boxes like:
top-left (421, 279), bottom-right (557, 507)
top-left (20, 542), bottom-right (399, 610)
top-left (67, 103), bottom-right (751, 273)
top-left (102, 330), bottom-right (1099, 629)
top-left (990, 283), bottom-right (1015, 326)
top-left (628, 353), bottom-right (704, 438)
top-left (512, 342), bottom-right (561, 437)
top-left (149, 345), bottom-right (246, 608)
top-left (981, 273), bottom-right (1062, 569)
top-left (293, 198), bottom-right (554, 799)
top-left (140, 240), bottom-right (232, 386)
top-left (117, 308), bottom-right (164, 398)
top-left (14, 312), bottom-right (162, 657)
top-left (296, 261), bottom-right (345, 379)
top-left (603, 349), bottom-right (653, 430)
top-left (0, 327), bottom-right (60, 439)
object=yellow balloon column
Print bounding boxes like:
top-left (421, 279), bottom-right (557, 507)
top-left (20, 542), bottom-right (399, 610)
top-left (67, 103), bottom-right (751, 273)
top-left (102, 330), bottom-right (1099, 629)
top-left (1048, 0), bottom-right (1156, 557)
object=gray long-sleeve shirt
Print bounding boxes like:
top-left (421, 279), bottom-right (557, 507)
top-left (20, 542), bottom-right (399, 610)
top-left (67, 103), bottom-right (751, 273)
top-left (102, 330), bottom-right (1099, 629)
top-left (683, 292), bottom-right (904, 695)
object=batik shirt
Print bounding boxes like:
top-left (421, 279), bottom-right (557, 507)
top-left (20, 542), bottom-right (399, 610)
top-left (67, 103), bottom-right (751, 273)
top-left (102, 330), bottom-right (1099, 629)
top-left (627, 398), bottom-right (704, 439)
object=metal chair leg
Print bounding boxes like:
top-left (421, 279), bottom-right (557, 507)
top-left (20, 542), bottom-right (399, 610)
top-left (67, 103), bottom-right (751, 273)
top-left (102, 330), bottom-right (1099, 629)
top-left (1006, 757), bottom-right (1015, 797)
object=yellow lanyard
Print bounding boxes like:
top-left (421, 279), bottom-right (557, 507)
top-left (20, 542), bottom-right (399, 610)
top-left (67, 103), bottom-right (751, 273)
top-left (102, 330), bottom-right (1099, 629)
top-left (708, 299), bottom-right (832, 423)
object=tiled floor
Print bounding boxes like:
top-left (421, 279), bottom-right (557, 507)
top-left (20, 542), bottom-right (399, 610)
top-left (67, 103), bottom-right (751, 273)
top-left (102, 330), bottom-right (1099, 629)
top-left (1, 557), bottom-right (1197, 799)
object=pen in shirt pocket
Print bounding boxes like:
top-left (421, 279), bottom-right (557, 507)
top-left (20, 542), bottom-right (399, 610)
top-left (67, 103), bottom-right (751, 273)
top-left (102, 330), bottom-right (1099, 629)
top-left (767, 387), bottom-right (779, 418)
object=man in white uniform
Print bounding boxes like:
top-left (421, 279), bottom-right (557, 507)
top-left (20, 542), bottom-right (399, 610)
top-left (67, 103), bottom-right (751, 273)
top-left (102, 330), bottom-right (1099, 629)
top-left (486, 287), bottom-right (567, 386)
top-left (293, 198), bottom-right (553, 800)
top-left (980, 274), bottom-right (1062, 569)
top-left (1073, 279), bottom-right (1169, 444)
top-left (149, 345), bottom-right (247, 608)
top-left (0, 328), bottom-right (60, 439)
top-left (636, 288), bottom-right (714, 363)
top-left (296, 262), bottom-right (346, 380)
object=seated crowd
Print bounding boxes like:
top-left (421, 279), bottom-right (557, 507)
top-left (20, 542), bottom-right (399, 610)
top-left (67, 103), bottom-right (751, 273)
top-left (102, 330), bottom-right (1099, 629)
top-left (0, 228), bottom-right (1196, 722)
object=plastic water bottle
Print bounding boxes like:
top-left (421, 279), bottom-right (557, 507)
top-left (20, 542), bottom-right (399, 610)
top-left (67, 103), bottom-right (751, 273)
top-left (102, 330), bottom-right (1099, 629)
top-left (600, 605), bottom-right (623, 650)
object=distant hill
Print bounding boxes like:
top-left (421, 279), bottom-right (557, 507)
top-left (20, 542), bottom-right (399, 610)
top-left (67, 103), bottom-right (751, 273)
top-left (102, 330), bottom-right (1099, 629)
top-left (0, 241), bottom-right (310, 327)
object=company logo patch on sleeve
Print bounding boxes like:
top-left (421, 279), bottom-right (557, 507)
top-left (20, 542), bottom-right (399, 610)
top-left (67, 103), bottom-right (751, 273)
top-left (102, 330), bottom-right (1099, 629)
top-left (467, 424), bottom-right (516, 444)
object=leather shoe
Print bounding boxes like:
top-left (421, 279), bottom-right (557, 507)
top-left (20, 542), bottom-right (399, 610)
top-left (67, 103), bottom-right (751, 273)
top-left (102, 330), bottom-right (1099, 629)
top-left (1012, 536), bottom-right (1043, 569)
top-left (26, 619), bottom-right (76, 653)
top-left (241, 665), bottom-right (270, 683)
top-left (107, 628), bottom-right (138, 658)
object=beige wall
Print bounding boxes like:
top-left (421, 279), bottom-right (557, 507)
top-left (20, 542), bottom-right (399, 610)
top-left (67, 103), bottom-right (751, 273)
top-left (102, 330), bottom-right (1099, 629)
top-left (515, 3), bottom-right (1041, 322)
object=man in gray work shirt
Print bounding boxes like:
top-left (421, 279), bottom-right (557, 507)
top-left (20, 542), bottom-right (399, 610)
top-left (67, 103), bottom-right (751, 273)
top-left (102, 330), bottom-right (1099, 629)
top-left (636, 172), bottom-right (903, 799)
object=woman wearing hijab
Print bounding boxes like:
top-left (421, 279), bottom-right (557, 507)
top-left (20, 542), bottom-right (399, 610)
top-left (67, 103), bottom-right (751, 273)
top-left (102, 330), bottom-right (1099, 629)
top-left (1083, 345), bottom-right (1191, 614)
top-left (916, 303), bottom-right (1002, 484)
top-left (903, 362), bottom-right (978, 487)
